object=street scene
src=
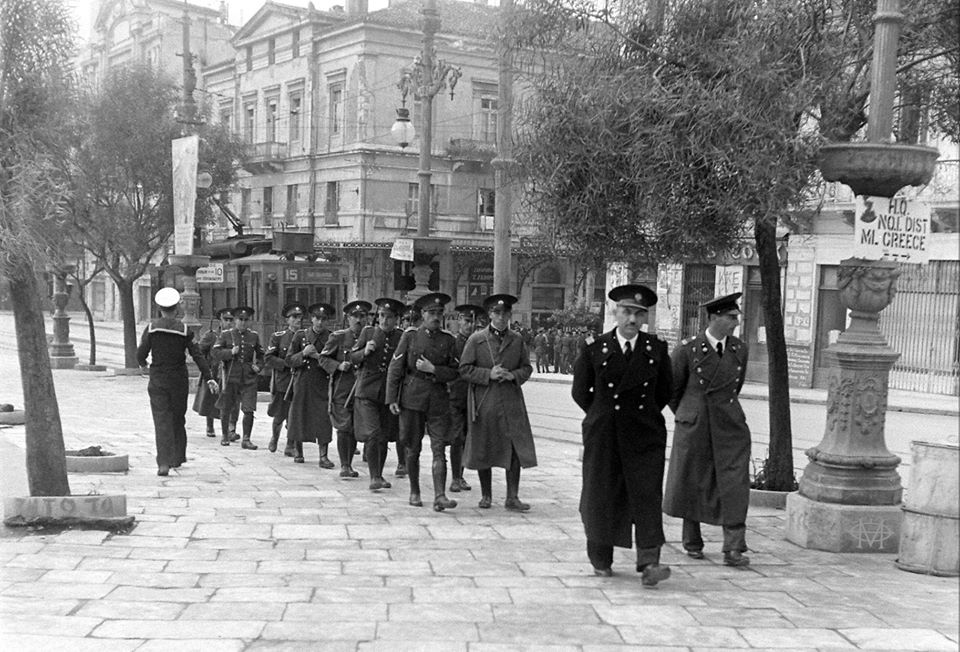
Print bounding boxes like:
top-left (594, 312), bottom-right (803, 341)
top-left (1, 316), bottom-right (958, 650)
top-left (2, 0), bottom-right (960, 650)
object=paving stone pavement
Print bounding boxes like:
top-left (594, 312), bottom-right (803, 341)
top-left (1, 329), bottom-right (958, 650)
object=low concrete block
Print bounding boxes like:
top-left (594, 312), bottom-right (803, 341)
top-left (4, 494), bottom-right (127, 521)
top-left (0, 410), bottom-right (26, 425)
top-left (75, 364), bottom-right (108, 372)
top-left (785, 492), bottom-right (902, 552)
top-left (65, 453), bottom-right (129, 473)
top-left (49, 356), bottom-right (78, 369)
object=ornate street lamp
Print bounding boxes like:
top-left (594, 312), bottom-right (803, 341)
top-left (786, 0), bottom-right (941, 555)
top-left (389, 0), bottom-right (461, 299)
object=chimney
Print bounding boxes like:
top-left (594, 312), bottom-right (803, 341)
top-left (218, 0), bottom-right (228, 25)
top-left (346, 0), bottom-right (369, 14)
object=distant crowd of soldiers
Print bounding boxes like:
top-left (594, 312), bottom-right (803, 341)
top-left (532, 327), bottom-right (595, 375)
top-left (189, 292), bottom-right (537, 513)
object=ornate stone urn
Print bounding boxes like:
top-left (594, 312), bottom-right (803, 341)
top-left (819, 143), bottom-right (939, 198)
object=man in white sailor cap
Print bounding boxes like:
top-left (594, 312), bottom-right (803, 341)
top-left (137, 288), bottom-right (217, 476)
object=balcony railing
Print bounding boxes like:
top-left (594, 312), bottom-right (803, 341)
top-left (242, 141), bottom-right (286, 174)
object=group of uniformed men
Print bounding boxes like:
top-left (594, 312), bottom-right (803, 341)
top-left (139, 282), bottom-right (751, 587)
top-left (183, 291), bottom-right (538, 514)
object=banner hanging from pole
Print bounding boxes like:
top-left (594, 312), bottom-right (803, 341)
top-left (172, 135), bottom-right (199, 256)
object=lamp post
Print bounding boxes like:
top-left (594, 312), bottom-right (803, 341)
top-left (785, 0), bottom-right (940, 554)
top-left (391, 0), bottom-right (460, 298)
top-left (48, 264), bottom-right (78, 369)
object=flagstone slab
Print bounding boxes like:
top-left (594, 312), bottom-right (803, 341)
top-left (74, 600), bottom-right (186, 620)
top-left (106, 586), bottom-right (216, 602)
top-left (343, 560), bottom-right (433, 576)
top-left (740, 627), bottom-right (857, 648)
top-left (135, 640), bottom-right (246, 652)
top-left (0, 614), bottom-right (103, 637)
top-left (840, 627), bottom-right (959, 650)
top-left (92, 619), bottom-right (265, 639)
top-left (2, 581), bottom-right (113, 599)
top-left (283, 602), bottom-right (387, 621)
top-left (259, 620), bottom-right (376, 641)
top-left (311, 586), bottom-right (413, 604)
top-left (594, 604), bottom-right (698, 627)
top-left (477, 622), bottom-right (623, 645)
top-left (0, 634), bottom-right (141, 651)
top-left (272, 524), bottom-right (347, 539)
top-left (618, 624), bottom-right (749, 648)
top-left (179, 601), bottom-right (286, 621)
top-left (0, 597), bottom-right (80, 616)
top-left (507, 587), bottom-right (610, 604)
top-left (413, 586), bottom-right (511, 604)
top-left (211, 586), bottom-right (313, 602)
top-left (376, 621), bottom-right (480, 642)
top-left (6, 553), bottom-right (82, 570)
top-left (388, 602), bottom-right (494, 622)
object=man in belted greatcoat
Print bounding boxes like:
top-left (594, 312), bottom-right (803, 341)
top-left (193, 307), bottom-right (238, 440)
top-left (386, 292), bottom-right (461, 511)
top-left (285, 302), bottom-right (335, 466)
top-left (460, 294), bottom-right (537, 511)
top-left (138, 288), bottom-right (217, 476)
top-left (663, 292), bottom-right (752, 567)
top-left (349, 297), bottom-right (404, 491)
top-left (448, 304), bottom-right (483, 494)
top-left (212, 306), bottom-right (264, 449)
top-left (572, 284), bottom-right (673, 585)
top-left (319, 299), bottom-right (372, 478)
top-left (263, 302), bottom-right (305, 453)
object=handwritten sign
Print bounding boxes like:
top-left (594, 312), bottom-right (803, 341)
top-left (390, 238), bottom-right (414, 262)
top-left (854, 196), bottom-right (930, 263)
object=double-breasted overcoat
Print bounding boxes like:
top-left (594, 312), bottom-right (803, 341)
top-left (459, 326), bottom-right (536, 469)
top-left (285, 326), bottom-right (332, 445)
top-left (663, 333), bottom-right (751, 526)
top-left (572, 329), bottom-right (672, 549)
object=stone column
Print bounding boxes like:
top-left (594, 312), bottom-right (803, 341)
top-left (786, 257), bottom-right (903, 552)
top-left (48, 266), bottom-right (78, 369)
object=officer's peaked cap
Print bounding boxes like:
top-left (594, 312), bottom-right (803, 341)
top-left (307, 302), bottom-right (335, 318)
top-left (415, 292), bottom-right (451, 311)
top-left (701, 292), bottom-right (742, 315)
top-left (608, 284), bottom-right (657, 311)
top-left (374, 297), bottom-right (405, 316)
top-left (454, 304), bottom-right (485, 319)
top-left (343, 300), bottom-right (372, 316)
top-left (483, 294), bottom-right (518, 312)
top-left (234, 306), bottom-right (255, 319)
top-left (282, 301), bottom-right (306, 318)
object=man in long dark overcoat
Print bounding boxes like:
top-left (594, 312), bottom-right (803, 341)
top-left (572, 284), bottom-right (672, 585)
top-left (212, 306), bottom-right (264, 449)
top-left (285, 302), bottom-right (334, 466)
top-left (319, 299), bottom-right (372, 478)
top-left (193, 307), bottom-right (237, 439)
top-left (263, 302), bottom-right (305, 454)
top-left (460, 294), bottom-right (537, 511)
top-left (663, 292), bottom-right (752, 567)
top-left (448, 304), bottom-right (484, 493)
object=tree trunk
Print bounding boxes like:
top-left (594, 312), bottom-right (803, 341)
top-left (9, 266), bottom-right (71, 497)
top-left (116, 278), bottom-right (139, 368)
top-left (754, 218), bottom-right (795, 490)
top-left (78, 292), bottom-right (97, 366)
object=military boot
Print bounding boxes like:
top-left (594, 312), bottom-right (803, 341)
top-left (407, 454), bottom-right (422, 507)
top-left (432, 458), bottom-right (457, 512)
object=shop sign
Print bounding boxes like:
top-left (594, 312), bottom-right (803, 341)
top-left (196, 263), bottom-right (224, 284)
top-left (854, 196), bottom-right (930, 263)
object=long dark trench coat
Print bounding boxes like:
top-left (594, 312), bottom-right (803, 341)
top-left (460, 326), bottom-right (537, 470)
top-left (572, 329), bottom-right (672, 549)
top-left (663, 333), bottom-right (751, 526)
top-left (285, 326), bottom-right (333, 445)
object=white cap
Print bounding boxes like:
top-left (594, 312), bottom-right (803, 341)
top-left (155, 287), bottom-right (181, 308)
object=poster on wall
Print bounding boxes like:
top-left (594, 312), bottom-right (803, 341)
top-left (854, 195), bottom-right (930, 264)
top-left (171, 135), bottom-right (199, 256)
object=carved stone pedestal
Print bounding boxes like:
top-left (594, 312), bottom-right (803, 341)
top-left (49, 267), bottom-right (78, 369)
top-left (786, 258), bottom-right (904, 552)
top-left (167, 254), bottom-right (209, 378)
top-left (405, 238), bottom-right (450, 302)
